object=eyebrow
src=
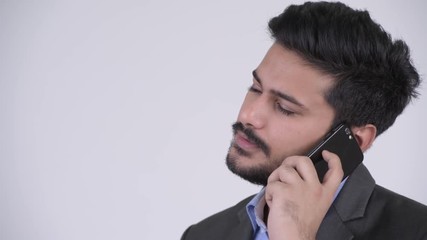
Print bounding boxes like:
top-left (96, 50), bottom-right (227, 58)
top-left (252, 70), bottom-right (306, 108)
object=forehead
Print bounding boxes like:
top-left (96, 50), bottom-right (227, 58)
top-left (256, 43), bottom-right (335, 110)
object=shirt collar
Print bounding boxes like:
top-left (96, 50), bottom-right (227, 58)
top-left (246, 187), bottom-right (267, 233)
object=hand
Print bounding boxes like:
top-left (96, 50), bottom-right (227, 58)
top-left (265, 150), bottom-right (344, 240)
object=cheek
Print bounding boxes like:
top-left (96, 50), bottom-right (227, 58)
top-left (267, 120), bottom-right (325, 157)
top-left (267, 121), bottom-right (305, 154)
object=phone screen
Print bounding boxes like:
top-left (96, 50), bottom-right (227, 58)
top-left (306, 123), bottom-right (364, 181)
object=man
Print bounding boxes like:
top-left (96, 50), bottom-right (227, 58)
top-left (181, 2), bottom-right (427, 239)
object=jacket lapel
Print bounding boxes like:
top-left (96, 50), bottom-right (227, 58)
top-left (317, 206), bottom-right (354, 239)
top-left (317, 164), bottom-right (376, 239)
top-left (226, 205), bottom-right (253, 240)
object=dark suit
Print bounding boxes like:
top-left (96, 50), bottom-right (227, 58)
top-left (181, 164), bottom-right (427, 239)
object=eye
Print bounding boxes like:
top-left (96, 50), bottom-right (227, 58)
top-left (276, 102), bottom-right (295, 116)
top-left (248, 85), bottom-right (262, 94)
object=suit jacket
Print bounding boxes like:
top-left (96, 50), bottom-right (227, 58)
top-left (181, 164), bottom-right (427, 239)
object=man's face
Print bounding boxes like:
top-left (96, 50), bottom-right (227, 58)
top-left (226, 43), bottom-right (336, 185)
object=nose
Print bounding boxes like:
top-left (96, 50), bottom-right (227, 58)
top-left (238, 95), bottom-right (267, 129)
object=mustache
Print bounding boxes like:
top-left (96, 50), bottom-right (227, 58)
top-left (232, 122), bottom-right (271, 157)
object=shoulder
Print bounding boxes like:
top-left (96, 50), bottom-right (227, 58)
top-left (370, 184), bottom-right (427, 217)
top-left (353, 184), bottom-right (427, 238)
top-left (181, 195), bottom-right (254, 240)
top-left (333, 165), bottom-right (427, 238)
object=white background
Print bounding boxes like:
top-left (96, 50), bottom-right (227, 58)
top-left (1, 0), bottom-right (426, 239)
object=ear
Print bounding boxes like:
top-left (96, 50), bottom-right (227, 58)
top-left (351, 124), bottom-right (377, 152)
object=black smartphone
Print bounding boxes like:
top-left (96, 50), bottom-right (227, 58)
top-left (306, 123), bottom-right (364, 182)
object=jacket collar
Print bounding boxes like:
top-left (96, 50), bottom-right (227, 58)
top-left (225, 200), bottom-right (253, 240)
top-left (317, 163), bottom-right (376, 239)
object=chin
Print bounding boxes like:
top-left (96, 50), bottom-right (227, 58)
top-left (225, 151), bottom-right (272, 186)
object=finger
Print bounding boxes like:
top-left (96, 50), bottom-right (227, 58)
top-left (280, 156), bottom-right (319, 183)
top-left (268, 163), bottom-right (301, 185)
top-left (321, 150), bottom-right (344, 190)
top-left (265, 181), bottom-right (287, 206)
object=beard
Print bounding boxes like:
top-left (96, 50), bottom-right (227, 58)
top-left (226, 122), bottom-right (279, 186)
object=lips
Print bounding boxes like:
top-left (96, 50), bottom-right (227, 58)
top-left (234, 132), bottom-right (259, 151)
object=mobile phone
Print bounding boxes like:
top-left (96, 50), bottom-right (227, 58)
top-left (306, 123), bottom-right (364, 182)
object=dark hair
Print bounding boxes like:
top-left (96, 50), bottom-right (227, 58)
top-left (268, 1), bottom-right (420, 136)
